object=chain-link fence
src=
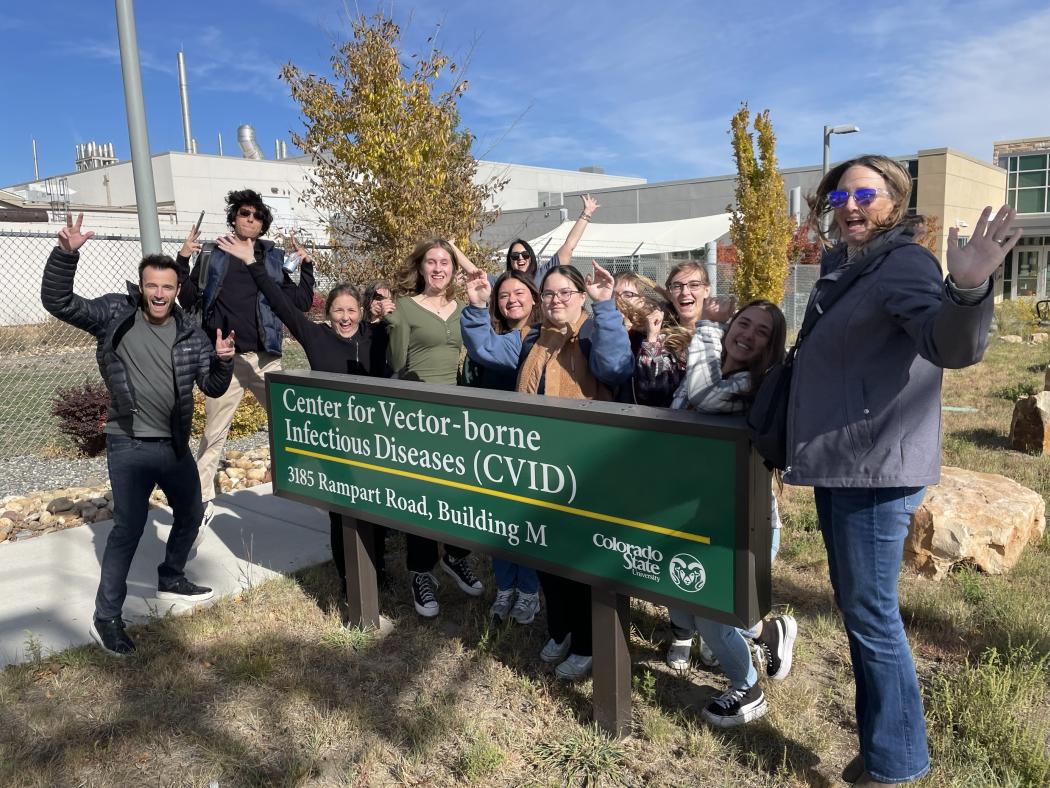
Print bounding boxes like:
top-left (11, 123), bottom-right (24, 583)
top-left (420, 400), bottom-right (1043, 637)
top-left (0, 229), bottom-right (821, 458)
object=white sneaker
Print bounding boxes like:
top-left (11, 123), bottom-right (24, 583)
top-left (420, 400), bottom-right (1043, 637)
top-left (540, 635), bottom-right (571, 663)
top-left (193, 501), bottom-right (214, 549)
top-left (698, 636), bottom-right (720, 669)
top-left (666, 638), bottom-right (693, 671)
top-left (411, 571), bottom-right (440, 618)
top-left (555, 653), bottom-right (593, 680)
top-left (490, 588), bottom-right (515, 621)
top-left (509, 591), bottom-right (540, 625)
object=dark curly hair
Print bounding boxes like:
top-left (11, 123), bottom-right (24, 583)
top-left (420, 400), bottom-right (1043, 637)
top-left (225, 189), bottom-right (273, 236)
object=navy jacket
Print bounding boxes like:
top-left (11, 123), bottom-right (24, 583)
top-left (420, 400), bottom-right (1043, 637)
top-left (784, 226), bottom-right (994, 487)
top-left (41, 247), bottom-right (233, 456)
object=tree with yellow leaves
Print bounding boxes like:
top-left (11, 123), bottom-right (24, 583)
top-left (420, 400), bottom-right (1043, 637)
top-left (727, 104), bottom-right (793, 304)
top-left (281, 14), bottom-right (505, 284)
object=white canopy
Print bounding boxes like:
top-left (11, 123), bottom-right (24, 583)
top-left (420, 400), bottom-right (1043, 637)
top-left (521, 213), bottom-right (731, 258)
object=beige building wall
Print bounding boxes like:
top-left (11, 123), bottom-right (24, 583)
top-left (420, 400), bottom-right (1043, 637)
top-left (915, 148), bottom-right (1007, 268)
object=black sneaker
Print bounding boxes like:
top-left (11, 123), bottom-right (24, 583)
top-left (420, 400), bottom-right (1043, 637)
top-left (440, 554), bottom-right (483, 597)
top-left (701, 684), bottom-right (768, 728)
top-left (411, 571), bottom-right (440, 617)
top-left (90, 616), bottom-right (135, 656)
top-left (157, 577), bottom-right (214, 602)
top-left (755, 614), bottom-right (797, 681)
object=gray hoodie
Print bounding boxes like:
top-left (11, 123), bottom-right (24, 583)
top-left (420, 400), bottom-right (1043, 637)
top-left (783, 225), bottom-right (993, 488)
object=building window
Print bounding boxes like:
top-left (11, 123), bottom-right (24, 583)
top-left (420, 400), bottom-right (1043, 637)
top-left (1007, 154), bottom-right (1049, 214)
top-left (906, 159), bottom-right (919, 215)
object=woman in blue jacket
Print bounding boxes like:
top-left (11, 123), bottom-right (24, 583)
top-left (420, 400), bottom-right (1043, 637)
top-left (790, 154), bottom-right (1020, 786)
top-left (461, 261), bottom-right (633, 680)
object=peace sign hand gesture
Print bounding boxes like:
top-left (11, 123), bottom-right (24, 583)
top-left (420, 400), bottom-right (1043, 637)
top-left (215, 328), bottom-right (236, 361)
top-left (948, 205), bottom-right (1022, 289)
top-left (57, 213), bottom-right (95, 252)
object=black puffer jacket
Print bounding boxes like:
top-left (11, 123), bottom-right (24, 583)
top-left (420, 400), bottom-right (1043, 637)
top-left (41, 247), bottom-right (233, 456)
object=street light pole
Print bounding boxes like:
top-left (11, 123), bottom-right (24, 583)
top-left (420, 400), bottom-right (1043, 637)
top-left (115, 0), bottom-right (161, 256)
top-left (822, 123), bottom-right (861, 176)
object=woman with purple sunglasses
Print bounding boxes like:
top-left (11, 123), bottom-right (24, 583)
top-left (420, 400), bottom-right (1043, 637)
top-left (789, 154), bottom-right (1020, 785)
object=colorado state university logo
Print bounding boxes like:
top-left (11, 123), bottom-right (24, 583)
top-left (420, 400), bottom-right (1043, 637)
top-left (669, 554), bottom-right (706, 593)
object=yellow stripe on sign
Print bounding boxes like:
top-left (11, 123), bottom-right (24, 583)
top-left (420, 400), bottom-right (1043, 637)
top-left (285, 445), bottom-right (711, 545)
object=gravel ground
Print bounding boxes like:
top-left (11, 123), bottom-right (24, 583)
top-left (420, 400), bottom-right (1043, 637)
top-left (0, 431), bottom-right (270, 498)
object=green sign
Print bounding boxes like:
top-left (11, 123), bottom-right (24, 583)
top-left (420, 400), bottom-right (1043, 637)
top-left (267, 372), bottom-right (771, 627)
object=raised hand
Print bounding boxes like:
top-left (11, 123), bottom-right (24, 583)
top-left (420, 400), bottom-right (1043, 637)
top-left (948, 205), bottom-right (1022, 289)
top-left (216, 233), bottom-right (255, 264)
top-left (700, 295), bottom-right (736, 324)
top-left (465, 270), bottom-right (491, 307)
top-left (179, 224), bottom-right (202, 258)
top-left (644, 308), bottom-right (664, 342)
top-left (57, 213), bottom-right (95, 252)
top-left (286, 231), bottom-right (312, 263)
top-left (215, 328), bottom-right (236, 361)
top-left (581, 193), bottom-right (600, 218)
top-left (585, 261), bottom-right (615, 302)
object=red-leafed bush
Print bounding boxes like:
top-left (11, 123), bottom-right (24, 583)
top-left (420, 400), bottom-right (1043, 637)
top-left (51, 381), bottom-right (110, 457)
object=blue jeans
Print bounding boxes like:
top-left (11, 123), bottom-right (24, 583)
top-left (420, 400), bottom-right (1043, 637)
top-left (492, 558), bottom-right (539, 594)
top-left (814, 486), bottom-right (928, 784)
top-left (668, 523), bottom-right (781, 689)
top-left (95, 434), bottom-right (203, 620)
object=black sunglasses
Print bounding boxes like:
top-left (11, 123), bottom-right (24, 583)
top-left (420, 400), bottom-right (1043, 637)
top-left (237, 207), bottom-right (264, 221)
top-left (509, 251), bottom-right (532, 261)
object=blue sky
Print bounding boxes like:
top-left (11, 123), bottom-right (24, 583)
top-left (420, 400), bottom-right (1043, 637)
top-left (4, 0), bottom-right (1048, 187)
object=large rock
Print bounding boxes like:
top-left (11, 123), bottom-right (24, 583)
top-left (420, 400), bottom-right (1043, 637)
top-left (1010, 392), bottom-right (1050, 453)
top-left (905, 466), bottom-right (1046, 580)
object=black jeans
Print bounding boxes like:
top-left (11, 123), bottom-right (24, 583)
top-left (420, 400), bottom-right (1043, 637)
top-left (405, 534), bottom-right (468, 574)
top-left (94, 433), bottom-right (203, 620)
top-left (538, 572), bottom-right (592, 657)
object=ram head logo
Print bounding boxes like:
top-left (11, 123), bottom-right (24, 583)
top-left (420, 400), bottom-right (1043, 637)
top-left (669, 554), bottom-right (706, 593)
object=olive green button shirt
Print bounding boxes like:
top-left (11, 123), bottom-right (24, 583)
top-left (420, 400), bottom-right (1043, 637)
top-left (383, 296), bottom-right (464, 384)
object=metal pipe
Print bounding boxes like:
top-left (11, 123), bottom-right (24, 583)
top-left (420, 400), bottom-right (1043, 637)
top-left (705, 240), bottom-right (718, 296)
top-left (217, 132), bottom-right (223, 156)
top-left (32, 139), bottom-right (39, 180)
top-left (280, 140), bottom-right (288, 159)
top-left (115, 0), bottom-right (161, 254)
top-left (177, 51), bottom-right (192, 153)
top-left (275, 139), bottom-right (281, 160)
top-left (237, 124), bottom-right (263, 159)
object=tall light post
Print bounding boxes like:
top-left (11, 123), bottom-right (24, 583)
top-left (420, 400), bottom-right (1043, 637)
top-left (115, 0), bottom-right (161, 255)
top-left (822, 124), bottom-right (861, 176)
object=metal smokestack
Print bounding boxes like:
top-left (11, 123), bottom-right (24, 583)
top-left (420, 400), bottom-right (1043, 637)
top-left (217, 132), bottom-right (223, 156)
top-left (177, 51), bottom-right (192, 153)
top-left (32, 139), bottom-right (39, 179)
top-left (275, 139), bottom-right (281, 160)
top-left (280, 140), bottom-right (288, 159)
top-left (237, 124), bottom-right (264, 159)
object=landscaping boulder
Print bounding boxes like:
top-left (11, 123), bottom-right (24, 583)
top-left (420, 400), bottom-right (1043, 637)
top-left (904, 466), bottom-right (1046, 580)
top-left (46, 496), bottom-right (75, 514)
top-left (1009, 392), bottom-right (1050, 453)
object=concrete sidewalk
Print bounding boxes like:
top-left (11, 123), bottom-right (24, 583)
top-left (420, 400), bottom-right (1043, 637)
top-left (0, 484), bottom-right (330, 667)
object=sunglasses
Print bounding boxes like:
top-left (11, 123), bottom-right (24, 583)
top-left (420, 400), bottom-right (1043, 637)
top-left (827, 188), bottom-right (891, 209)
top-left (509, 251), bottom-right (532, 261)
top-left (237, 207), bottom-right (265, 221)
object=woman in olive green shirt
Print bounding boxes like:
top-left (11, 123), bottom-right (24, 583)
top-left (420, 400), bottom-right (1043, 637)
top-left (384, 238), bottom-right (483, 618)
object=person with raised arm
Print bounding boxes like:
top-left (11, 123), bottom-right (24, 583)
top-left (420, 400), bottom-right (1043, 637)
top-left (41, 213), bottom-right (234, 656)
top-left (789, 155), bottom-right (1020, 785)
top-left (461, 260), bottom-right (633, 680)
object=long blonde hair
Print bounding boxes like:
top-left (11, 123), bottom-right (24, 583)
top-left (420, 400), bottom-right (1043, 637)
top-left (615, 273), bottom-right (690, 363)
top-left (395, 238), bottom-right (459, 298)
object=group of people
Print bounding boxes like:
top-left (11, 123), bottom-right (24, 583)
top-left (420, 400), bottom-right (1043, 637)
top-left (42, 156), bottom-right (1019, 784)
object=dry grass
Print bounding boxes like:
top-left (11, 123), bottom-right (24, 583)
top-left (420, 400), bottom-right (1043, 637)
top-left (0, 340), bottom-right (1048, 786)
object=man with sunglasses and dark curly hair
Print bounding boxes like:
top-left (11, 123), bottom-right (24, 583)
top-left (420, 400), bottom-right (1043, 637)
top-left (176, 188), bottom-right (314, 533)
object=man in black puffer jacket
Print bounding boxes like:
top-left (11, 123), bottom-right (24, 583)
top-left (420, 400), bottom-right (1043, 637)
top-left (41, 213), bottom-right (235, 656)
